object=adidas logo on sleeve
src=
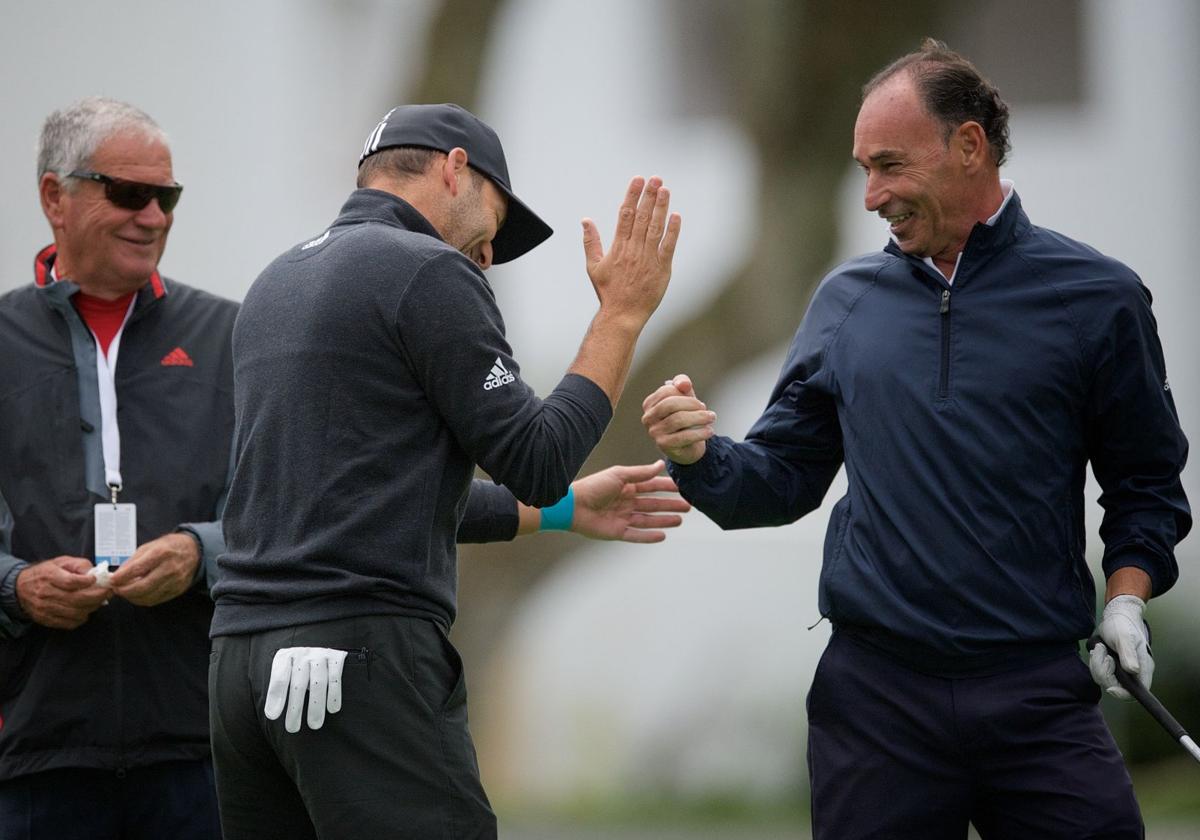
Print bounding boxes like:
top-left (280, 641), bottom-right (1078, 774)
top-left (483, 357), bottom-right (516, 390)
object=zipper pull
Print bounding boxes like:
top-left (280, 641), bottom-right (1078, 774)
top-left (940, 289), bottom-right (950, 314)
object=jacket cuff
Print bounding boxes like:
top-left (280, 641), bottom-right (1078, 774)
top-left (1102, 545), bottom-right (1169, 600)
top-left (177, 521), bottom-right (225, 593)
top-left (665, 440), bottom-right (724, 486)
top-left (0, 555), bottom-right (32, 638)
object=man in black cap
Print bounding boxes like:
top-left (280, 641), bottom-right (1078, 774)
top-left (208, 103), bottom-right (681, 838)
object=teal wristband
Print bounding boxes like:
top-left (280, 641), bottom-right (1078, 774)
top-left (539, 487), bottom-right (574, 531)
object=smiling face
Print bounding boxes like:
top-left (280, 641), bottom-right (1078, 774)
top-left (442, 170), bottom-right (507, 271)
top-left (42, 130), bottom-right (175, 298)
top-left (852, 73), bottom-right (985, 273)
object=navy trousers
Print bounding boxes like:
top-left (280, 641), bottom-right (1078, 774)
top-left (807, 630), bottom-right (1143, 839)
top-left (0, 759), bottom-right (221, 840)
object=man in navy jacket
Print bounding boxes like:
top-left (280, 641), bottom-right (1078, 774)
top-left (643, 39), bottom-right (1189, 838)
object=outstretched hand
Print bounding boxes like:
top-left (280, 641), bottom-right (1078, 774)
top-left (581, 176), bottom-right (681, 329)
top-left (571, 460), bottom-right (690, 543)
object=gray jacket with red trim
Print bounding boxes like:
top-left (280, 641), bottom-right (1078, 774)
top-left (0, 246), bottom-right (237, 779)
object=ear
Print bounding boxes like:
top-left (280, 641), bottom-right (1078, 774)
top-left (441, 147), bottom-right (471, 197)
top-left (40, 172), bottom-right (67, 228)
top-left (954, 121), bottom-right (990, 170)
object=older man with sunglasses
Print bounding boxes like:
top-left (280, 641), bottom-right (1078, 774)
top-left (0, 97), bottom-right (235, 839)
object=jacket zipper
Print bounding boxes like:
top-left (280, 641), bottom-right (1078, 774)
top-left (938, 289), bottom-right (951, 398)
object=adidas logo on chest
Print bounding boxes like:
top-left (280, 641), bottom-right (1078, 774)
top-left (483, 357), bottom-right (515, 390)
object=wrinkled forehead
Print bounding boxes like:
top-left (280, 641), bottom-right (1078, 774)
top-left (853, 75), bottom-right (940, 160)
top-left (88, 131), bottom-right (174, 179)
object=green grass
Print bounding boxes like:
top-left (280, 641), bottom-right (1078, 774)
top-left (1132, 756), bottom-right (1200, 818)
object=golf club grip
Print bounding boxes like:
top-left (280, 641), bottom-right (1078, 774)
top-left (1087, 635), bottom-right (1188, 741)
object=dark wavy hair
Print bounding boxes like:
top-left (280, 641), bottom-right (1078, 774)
top-left (863, 38), bottom-right (1011, 167)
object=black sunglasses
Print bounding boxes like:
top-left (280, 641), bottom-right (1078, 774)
top-left (68, 170), bottom-right (183, 213)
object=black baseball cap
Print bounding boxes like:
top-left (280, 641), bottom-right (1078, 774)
top-left (358, 103), bottom-right (552, 264)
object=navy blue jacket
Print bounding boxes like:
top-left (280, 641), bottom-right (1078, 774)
top-left (671, 193), bottom-right (1190, 675)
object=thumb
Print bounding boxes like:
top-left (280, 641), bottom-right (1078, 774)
top-left (581, 218), bottom-right (603, 270)
top-left (616, 461), bottom-right (667, 484)
top-left (59, 556), bottom-right (96, 575)
top-left (672, 374), bottom-right (695, 398)
top-left (1112, 623), bottom-right (1143, 674)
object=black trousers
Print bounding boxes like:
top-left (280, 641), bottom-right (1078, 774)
top-left (0, 759), bottom-right (221, 840)
top-left (807, 630), bottom-right (1143, 839)
top-left (209, 615), bottom-right (495, 840)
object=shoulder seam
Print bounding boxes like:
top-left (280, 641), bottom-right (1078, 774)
top-left (819, 257), bottom-right (890, 366)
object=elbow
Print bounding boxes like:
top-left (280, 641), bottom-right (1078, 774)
top-left (506, 461), bottom-right (575, 509)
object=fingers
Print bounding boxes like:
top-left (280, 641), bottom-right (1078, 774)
top-left (633, 179), bottom-right (664, 245)
top-left (285, 656), bottom-right (310, 734)
top-left (632, 496), bottom-right (691, 514)
top-left (581, 218), bottom-right (603, 271)
top-left (307, 655), bottom-right (329, 731)
top-left (630, 513), bottom-right (685, 530)
top-left (611, 177), bottom-right (669, 257)
top-left (327, 651), bottom-right (346, 714)
top-left (16, 559), bottom-right (109, 628)
top-left (1111, 629), bottom-right (1143, 675)
top-left (264, 649), bottom-right (293, 721)
top-left (631, 475), bottom-right (679, 495)
top-left (57, 556), bottom-right (96, 575)
top-left (611, 176), bottom-right (645, 248)
top-left (642, 398), bottom-right (715, 442)
top-left (110, 533), bottom-right (197, 605)
top-left (642, 375), bottom-right (698, 414)
top-left (611, 460), bottom-right (667, 485)
top-left (1089, 642), bottom-right (1132, 700)
top-left (671, 374), bottom-right (695, 397)
top-left (111, 569), bottom-right (179, 606)
top-left (659, 212), bottom-right (682, 263)
top-left (266, 648), bottom-right (348, 732)
top-left (1138, 654), bottom-right (1155, 691)
top-left (619, 527), bottom-right (668, 544)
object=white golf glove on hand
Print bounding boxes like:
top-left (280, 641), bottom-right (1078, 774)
top-left (1089, 594), bottom-right (1153, 701)
top-left (264, 647), bottom-right (347, 733)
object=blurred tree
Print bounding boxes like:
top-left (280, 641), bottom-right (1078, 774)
top-left (409, 0), bottom-right (503, 107)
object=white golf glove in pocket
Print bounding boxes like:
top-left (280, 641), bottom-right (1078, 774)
top-left (264, 647), bottom-right (348, 733)
top-left (1089, 594), bottom-right (1153, 701)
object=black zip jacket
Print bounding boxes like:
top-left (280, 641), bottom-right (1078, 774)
top-left (0, 250), bottom-right (237, 780)
top-left (212, 190), bottom-right (612, 636)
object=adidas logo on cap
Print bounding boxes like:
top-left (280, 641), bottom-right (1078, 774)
top-left (483, 357), bottom-right (515, 390)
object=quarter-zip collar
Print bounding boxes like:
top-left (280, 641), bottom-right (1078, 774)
top-left (34, 242), bottom-right (169, 321)
top-left (884, 189), bottom-right (1031, 286)
top-left (331, 189), bottom-right (445, 243)
top-left (32, 244), bottom-right (170, 499)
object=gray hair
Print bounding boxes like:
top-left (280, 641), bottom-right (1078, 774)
top-left (37, 97), bottom-right (169, 185)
